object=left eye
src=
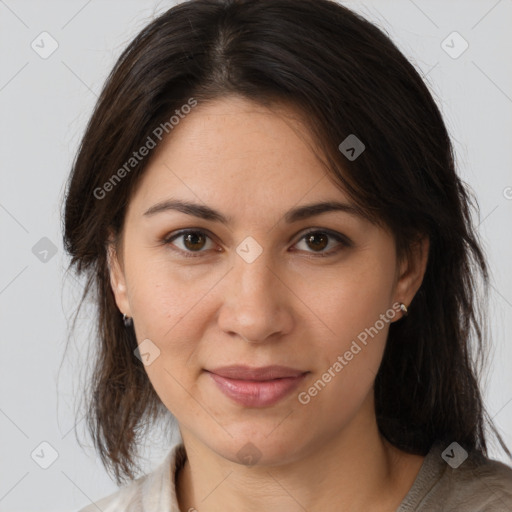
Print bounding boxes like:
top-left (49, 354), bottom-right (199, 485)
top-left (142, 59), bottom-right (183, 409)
top-left (163, 229), bottom-right (350, 258)
top-left (293, 229), bottom-right (350, 256)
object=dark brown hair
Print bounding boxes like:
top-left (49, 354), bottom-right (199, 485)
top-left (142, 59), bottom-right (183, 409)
top-left (62, 0), bottom-right (510, 484)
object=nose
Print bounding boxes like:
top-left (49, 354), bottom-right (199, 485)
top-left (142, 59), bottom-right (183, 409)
top-left (216, 248), bottom-right (294, 343)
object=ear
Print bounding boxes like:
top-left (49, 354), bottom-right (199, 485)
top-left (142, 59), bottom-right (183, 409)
top-left (106, 236), bottom-right (131, 318)
top-left (393, 235), bottom-right (429, 314)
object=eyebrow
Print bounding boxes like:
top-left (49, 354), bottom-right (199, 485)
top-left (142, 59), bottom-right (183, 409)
top-left (143, 198), bottom-right (364, 224)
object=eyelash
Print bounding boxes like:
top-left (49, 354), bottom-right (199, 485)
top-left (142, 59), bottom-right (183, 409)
top-left (162, 228), bottom-right (352, 259)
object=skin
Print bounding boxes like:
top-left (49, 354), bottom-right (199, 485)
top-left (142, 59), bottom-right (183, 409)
top-left (108, 96), bottom-right (429, 511)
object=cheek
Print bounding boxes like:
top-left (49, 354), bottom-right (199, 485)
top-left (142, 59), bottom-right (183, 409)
top-left (124, 259), bottom-right (214, 418)
top-left (123, 255), bottom-right (213, 383)
top-left (292, 254), bottom-right (396, 410)
top-left (291, 249), bottom-right (396, 344)
top-left (125, 250), bottom-right (221, 340)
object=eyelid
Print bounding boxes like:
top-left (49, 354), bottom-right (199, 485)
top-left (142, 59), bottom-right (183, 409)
top-left (291, 227), bottom-right (353, 258)
top-left (162, 228), bottom-right (219, 257)
top-left (295, 227), bottom-right (353, 248)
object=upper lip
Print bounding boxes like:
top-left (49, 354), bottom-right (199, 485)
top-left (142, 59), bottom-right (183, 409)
top-left (206, 365), bottom-right (307, 381)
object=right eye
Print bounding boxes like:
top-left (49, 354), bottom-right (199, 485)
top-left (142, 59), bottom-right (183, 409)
top-left (163, 229), bottom-right (219, 258)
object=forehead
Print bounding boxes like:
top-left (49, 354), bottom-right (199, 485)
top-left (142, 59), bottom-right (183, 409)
top-left (127, 96), bottom-right (351, 220)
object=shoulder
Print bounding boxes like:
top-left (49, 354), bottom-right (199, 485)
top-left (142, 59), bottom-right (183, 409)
top-left (403, 441), bottom-right (512, 512)
top-left (75, 476), bottom-right (144, 512)
top-left (74, 444), bottom-right (185, 512)
top-left (451, 451), bottom-right (512, 510)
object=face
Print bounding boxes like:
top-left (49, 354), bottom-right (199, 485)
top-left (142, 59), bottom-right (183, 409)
top-left (108, 96), bottom-right (426, 466)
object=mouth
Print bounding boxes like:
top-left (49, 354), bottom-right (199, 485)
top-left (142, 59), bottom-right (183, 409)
top-left (204, 365), bottom-right (309, 407)
top-left (206, 364), bottom-right (307, 380)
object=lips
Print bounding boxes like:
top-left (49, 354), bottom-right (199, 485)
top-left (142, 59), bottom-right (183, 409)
top-left (205, 365), bottom-right (309, 407)
top-left (207, 365), bottom-right (306, 381)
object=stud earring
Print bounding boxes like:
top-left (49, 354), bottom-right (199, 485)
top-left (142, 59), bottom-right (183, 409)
top-left (123, 313), bottom-right (133, 327)
top-left (399, 303), bottom-right (408, 316)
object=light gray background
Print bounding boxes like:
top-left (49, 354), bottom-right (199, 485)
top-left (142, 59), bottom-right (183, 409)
top-left (1, 1), bottom-right (511, 510)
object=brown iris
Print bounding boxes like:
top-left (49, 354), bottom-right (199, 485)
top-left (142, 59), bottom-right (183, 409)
top-left (183, 232), bottom-right (207, 251)
top-left (305, 232), bottom-right (328, 252)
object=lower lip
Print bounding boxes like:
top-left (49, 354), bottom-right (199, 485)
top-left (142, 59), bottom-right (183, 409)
top-left (206, 371), bottom-right (308, 407)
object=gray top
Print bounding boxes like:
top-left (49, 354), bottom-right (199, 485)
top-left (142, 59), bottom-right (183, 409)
top-left (77, 440), bottom-right (512, 511)
top-left (397, 440), bottom-right (512, 511)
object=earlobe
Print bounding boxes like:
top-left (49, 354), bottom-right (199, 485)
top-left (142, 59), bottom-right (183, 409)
top-left (394, 236), bottom-right (429, 313)
top-left (106, 241), bottom-right (131, 317)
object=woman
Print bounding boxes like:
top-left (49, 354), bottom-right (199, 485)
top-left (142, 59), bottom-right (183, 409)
top-left (63, 0), bottom-right (512, 510)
